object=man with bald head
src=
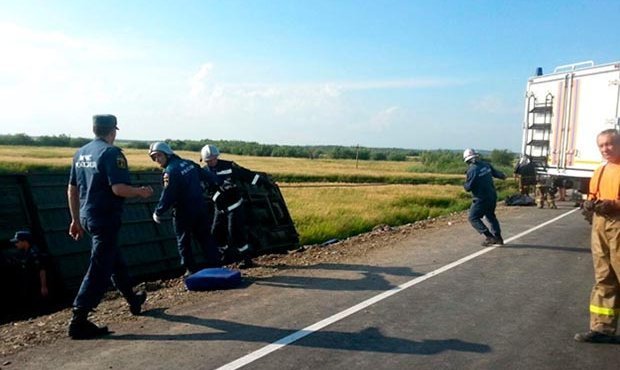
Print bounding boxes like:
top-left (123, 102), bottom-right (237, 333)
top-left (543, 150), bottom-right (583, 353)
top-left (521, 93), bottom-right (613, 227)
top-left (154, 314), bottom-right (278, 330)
top-left (575, 129), bottom-right (620, 343)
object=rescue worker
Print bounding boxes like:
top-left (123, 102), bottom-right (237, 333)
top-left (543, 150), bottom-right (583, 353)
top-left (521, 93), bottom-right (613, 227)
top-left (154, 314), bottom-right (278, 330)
top-left (534, 180), bottom-right (547, 208)
top-left (575, 129), bottom-right (620, 343)
top-left (513, 155), bottom-right (536, 196)
top-left (462, 148), bottom-right (507, 246)
top-left (11, 230), bottom-right (50, 314)
top-left (67, 114), bottom-right (153, 339)
top-left (535, 177), bottom-right (557, 209)
top-left (200, 144), bottom-right (259, 268)
top-left (149, 142), bottom-right (222, 275)
top-left (545, 178), bottom-right (558, 209)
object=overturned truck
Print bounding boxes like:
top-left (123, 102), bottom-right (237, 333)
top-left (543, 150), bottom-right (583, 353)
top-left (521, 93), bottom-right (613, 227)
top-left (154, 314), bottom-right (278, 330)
top-left (0, 170), bottom-right (298, 320)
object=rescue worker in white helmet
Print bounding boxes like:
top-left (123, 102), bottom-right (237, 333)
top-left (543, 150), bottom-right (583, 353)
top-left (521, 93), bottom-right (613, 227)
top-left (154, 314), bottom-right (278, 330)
top-left (149, 142), bottom-right (222, 275)
top-left (462, 148), bottom-right (506, 246)
top-left (200, 144), bottom-right (260, 268)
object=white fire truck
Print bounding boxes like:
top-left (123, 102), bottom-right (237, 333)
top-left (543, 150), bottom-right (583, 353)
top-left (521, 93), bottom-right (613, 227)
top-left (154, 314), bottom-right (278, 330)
top-left (521, 60), bottom-right (620, 193)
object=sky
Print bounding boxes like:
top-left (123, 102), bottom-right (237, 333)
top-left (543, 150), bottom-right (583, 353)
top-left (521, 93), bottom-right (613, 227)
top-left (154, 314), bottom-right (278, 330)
top-left (1, 0), bottom-right (619, 152)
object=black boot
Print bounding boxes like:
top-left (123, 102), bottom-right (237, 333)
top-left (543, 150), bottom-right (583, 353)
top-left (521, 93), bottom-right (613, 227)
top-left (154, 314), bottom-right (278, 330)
top-left (481, 231), bottom-right (495, 246)
top-left (68, 308), bottom-right (109, 340)
top-left (493, 234), bottom-right (504, 246)
top-left (128, 291), bottom-right (147, 316)
top-left (238, 257), bottom-right (255, 269)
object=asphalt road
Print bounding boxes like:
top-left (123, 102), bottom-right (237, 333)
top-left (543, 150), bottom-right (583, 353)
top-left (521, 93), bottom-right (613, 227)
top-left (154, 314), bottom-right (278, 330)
top-left (5, 203), bottom-right (620, 369)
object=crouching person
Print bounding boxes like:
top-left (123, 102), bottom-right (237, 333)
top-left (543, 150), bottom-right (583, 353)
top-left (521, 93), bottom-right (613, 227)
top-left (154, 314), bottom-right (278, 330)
top-left (11, 230), bottom-right (51, 316)
top-left (149, 142), bottom-right (222, 275)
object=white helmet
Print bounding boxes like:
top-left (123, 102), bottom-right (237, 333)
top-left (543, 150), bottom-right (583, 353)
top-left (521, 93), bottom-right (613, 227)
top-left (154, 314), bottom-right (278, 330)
top-left (149, 141), bottom-right (174, 159)
top-left (463, 148), bottom-right (479, 163)
top-left (200, 144), bottom-right (220, 162)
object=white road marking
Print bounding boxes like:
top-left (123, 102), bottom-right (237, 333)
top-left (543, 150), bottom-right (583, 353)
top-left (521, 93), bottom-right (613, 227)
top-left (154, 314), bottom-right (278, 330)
top-left (216, 208), bottom-right (581, 370)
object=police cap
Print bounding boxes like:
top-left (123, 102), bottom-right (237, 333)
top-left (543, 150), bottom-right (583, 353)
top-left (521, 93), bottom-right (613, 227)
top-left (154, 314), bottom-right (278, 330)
top-left (93, 115), bottom-right (119, 130)
top-left (10, 230), bottom-right (32, 243)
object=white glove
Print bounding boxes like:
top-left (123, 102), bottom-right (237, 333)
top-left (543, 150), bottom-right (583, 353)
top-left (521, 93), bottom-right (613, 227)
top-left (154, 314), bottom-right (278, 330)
top-left (152, 212), bottom-right (162, 224)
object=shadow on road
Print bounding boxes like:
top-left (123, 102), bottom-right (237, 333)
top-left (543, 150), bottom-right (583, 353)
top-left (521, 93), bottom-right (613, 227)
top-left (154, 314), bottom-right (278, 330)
top-left (106, 308), bottom-right (491, 355)
top-left (501, 243), bottom-right (590, 253)
top-left (252, 263), bottom-right (422, 291)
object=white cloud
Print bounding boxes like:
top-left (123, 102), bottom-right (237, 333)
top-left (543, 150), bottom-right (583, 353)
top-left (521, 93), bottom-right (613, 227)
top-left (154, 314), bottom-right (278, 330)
top-left (189, 63), bottom-right (214, 96)
top-left (0, 24), bottom-right (480, 148)
top-left (0, 22), bottom-right (159, 136)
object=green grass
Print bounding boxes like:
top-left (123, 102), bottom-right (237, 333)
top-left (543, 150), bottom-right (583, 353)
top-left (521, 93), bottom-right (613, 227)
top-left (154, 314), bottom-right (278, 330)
top-left (281, 184), bottom-right (484, 245)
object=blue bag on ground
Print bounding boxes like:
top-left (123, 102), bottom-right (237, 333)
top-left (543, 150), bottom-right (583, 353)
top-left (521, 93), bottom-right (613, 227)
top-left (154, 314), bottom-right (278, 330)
top-left (185, 268), bottom-right (242, 291)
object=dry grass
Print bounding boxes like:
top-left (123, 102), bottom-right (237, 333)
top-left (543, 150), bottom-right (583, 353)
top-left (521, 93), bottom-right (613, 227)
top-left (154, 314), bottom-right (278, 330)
top-left (0, 145), bottom-right (462, 183)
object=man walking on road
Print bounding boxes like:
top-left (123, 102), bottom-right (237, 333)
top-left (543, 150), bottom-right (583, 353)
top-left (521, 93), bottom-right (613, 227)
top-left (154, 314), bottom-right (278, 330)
top-left (463, 148), bottom-right (506, 246)
top-left (67, 115), bottom-right (153, 339)
top-left (575, 129), bottom-right (620, 343)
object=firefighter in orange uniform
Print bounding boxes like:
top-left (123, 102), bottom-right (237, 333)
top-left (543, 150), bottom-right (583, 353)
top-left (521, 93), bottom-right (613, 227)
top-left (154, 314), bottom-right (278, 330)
top-left (575, 129), bottom-right (620, 343)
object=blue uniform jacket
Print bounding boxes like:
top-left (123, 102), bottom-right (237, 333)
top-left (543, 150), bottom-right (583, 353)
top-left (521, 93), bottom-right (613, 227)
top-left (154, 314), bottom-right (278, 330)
top-left (463, 160), bottom-right (506, 201)
top-left (155, 155), bottom-right (220, 218)
top-left (69, 138), bottom-right (131, 224)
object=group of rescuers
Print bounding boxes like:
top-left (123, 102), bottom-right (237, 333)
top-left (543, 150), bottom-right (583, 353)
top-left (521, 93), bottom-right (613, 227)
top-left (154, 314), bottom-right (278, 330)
top-left (513, 154), bottom-right (571, 209)
top-left (65, 114), bottom-right (261, 339)
top-left (38, 113), bottom-right (620, 343)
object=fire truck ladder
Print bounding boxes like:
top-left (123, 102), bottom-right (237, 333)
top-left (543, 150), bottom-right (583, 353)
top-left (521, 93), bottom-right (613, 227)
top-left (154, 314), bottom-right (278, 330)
top-left (524, 93), bottom-right (553, 170)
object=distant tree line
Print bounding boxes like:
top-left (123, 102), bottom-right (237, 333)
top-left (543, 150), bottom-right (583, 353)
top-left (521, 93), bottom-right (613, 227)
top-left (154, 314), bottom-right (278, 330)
top-left (0, 134), bottom-right (515, 164)
top-left (0, 133), bottom-right (413, 160)
top-left (100, 136), bottom-right (418, 161)
top-left (0, 134), bottom-right (90, 148)
top-left (413, 149), bottom-right (515, 174)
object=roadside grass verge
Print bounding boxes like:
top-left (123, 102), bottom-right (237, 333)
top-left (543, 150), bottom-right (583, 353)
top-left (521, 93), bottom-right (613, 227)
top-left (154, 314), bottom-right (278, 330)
top-left (281, 184), bottom-right (475, 245)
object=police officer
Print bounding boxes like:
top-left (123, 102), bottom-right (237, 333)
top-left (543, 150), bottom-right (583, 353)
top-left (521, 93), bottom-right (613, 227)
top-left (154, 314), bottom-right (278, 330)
top-left (67, 114), bottom-right (153, 339)
top-left (149, 142), bottom-right (222, 275)
top-left (463, 148), bottom-right (507, 246)
top-left (200, 144), bottom-right (259, 268)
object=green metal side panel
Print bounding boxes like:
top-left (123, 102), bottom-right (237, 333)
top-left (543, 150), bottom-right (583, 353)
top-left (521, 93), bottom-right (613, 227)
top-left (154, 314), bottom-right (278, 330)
top-left (26, 171), bottom-right (182, 294)
top-left (2, 169), bottom-right (299, 299)
top-left (0, 175), bottom-right (31, 243)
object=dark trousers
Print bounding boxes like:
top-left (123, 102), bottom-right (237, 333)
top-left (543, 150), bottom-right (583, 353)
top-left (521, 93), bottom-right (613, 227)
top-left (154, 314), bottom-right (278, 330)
top-left (174, 209), bottom-right (221, 271)
top-left (468, 198), bottom-right (501, 237)
top-left (212, 205), bottom-right (249, 260)
top-left (73, 219), bottom-right (134, 310)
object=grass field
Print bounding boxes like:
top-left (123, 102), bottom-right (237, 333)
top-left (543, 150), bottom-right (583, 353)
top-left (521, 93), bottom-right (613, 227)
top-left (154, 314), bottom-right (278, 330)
top-left (0, 145), bottom-right (519, 245)
top-left (0, 145), bottom-right (463, 184)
